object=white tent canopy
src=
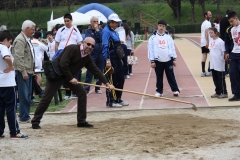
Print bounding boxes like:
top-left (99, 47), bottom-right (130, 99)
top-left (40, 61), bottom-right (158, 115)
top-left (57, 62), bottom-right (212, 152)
top-left (47, 12), bottom-right (92, 31)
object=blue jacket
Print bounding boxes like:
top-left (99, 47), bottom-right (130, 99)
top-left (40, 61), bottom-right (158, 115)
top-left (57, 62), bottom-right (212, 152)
top-left (102, 24), bottom-right (121, 60)
top-left (85, 28), bottom-right (102, 55)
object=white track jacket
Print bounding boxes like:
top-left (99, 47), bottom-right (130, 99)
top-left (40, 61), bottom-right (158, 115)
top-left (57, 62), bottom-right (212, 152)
top-left (148, 31), bottom-right (177, 63)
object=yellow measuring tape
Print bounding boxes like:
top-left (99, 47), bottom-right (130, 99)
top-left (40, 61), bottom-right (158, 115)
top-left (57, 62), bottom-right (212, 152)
top-left (104, 67), bottom-right (117, 100)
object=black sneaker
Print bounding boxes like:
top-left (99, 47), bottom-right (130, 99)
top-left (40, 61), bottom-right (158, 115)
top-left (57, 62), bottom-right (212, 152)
top-left (228, 95), bottom-right (240, 101)
top-left (32, 124), bottom-right (41, 129)
top-left (77, 122), bottom-right (93, 128)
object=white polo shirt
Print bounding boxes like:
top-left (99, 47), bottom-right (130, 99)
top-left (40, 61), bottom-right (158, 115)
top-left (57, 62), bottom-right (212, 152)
top-left (209, 38), bottom-right (226, 71)
top-left (231, 25), bottom-right (240, 53)
top-left (0, 44), bottom-right (16, 87)
top-left (201, 20), bottom-right (212, 47)
top-left (55, 26), bottom-right (82, 50)
top-left (31, 39), bottom-right (48, 70)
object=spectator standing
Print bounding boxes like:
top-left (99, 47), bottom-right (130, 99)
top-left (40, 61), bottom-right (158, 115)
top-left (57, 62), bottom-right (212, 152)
top-left (46, 31), bottom-right (56, 60)
top-left (54, 13), bottom-right (83, 100)
top-left (208, 27), bottom-right (228, 99)
top-left (213, 15), bottom-right (223, 32)
top-left (225, 11), bottom-right (240, 101)
top-left (122, 23), bottom-right (135, 77)
top-left (220, 8), bottom-right (233, 76)
top-left (102, 13), bottom-right (129, 108)
top-left (148, 20), bottom-right (180, 97)
top-left (200, 11), bottom-right (213, 77)
top-left (31, 31), bottom-right (48, 85)
top-left (84, 16), bottom-right (105, 94)
top-left (0, 30), bottom-right (28, 139)
top-left (12, 20), bottom-right (35, 123)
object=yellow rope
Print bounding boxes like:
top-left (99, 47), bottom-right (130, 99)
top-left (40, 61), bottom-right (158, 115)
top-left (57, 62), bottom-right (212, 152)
top-left (104, 67), bottom-right (117, 100)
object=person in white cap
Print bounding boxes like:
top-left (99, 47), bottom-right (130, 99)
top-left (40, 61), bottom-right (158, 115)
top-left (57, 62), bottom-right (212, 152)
top-left (102, 13), bottom-right (129, 108)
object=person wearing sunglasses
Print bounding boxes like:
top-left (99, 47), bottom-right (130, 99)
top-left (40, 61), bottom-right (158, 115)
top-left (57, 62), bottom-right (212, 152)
top-left (84, 16), bottom-right (105, 94)
top-left (31, 37), bottom-right (115, 129)
top-left (102, 13), bottom-right (129, 108)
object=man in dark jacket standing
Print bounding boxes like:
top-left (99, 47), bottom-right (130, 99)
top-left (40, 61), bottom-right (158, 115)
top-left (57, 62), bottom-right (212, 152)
top-left (31, 37), bottom-right (114, 129)
top-left (84, 16), bottom-right (105, 94)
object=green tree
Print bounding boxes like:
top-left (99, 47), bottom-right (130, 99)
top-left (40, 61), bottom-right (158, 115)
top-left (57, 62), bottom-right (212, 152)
top-left (122, 0), bottom-right (141, 22)
top-left (167, 0), bottom-right (181, 24)
top-left (190, 0), bottom-right (196, 23)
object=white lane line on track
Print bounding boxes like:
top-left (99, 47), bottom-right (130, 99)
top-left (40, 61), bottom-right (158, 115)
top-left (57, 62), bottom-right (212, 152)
top-left (139, 68), bottom-right (152, 109)
top-left (68, 88), bottom-right (95, 112)
top-left (177, 38), bottom-right (210, 106)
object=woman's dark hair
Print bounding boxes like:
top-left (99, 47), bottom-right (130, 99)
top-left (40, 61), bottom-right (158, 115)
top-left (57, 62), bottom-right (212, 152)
top-left (122, 23), bottom-right (131, 37)
top-left (214, 15), bottom-right (222, 23)
top-left (209, 27), bottom-right (220, 37)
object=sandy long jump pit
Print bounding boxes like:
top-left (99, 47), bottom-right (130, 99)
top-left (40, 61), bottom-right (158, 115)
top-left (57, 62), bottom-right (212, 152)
top-left (1, 108), bottom-right (240, 159)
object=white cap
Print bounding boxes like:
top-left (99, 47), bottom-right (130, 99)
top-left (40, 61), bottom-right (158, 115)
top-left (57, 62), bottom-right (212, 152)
top-left (108, 13), bottom-right (122, 22)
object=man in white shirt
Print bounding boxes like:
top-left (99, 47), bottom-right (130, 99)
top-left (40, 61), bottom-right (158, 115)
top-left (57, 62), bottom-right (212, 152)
top-left (148, 20), bottom-right (180, 97)
top-left (225, 11), bottom-right (240, 101)
top-left (54, 13), bottom-right (83, 100)
top-left (200, 11), bottom-right (212, 77)
top-left (46, 31), bottom-right (55, 60)
top-left (31, 31), bottom-right (48, 85)
top-left (54, 13), bottom-right (83, 54)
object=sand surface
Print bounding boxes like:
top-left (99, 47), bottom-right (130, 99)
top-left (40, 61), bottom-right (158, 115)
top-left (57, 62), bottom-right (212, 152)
top-left (1, 107), bottom-right (240, 160)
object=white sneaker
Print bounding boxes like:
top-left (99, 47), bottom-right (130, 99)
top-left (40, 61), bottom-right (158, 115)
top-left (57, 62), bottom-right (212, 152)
top-left (130, 73), bottom-right (133, 76)
top-left (125, 75), bottom-right (130, 79)
top-left (119, 101), bottom-right (129, 106)
top-left (206, 71), bottom-right (212, 76)
top-left (173, 91), bottom-right (179, 97)
top-left (95, 90), bottom-right (102, 94)
top-left (63, 96), bottom-right (71, 100)
top-left (70, 94), bottom-right (78, 99)
top-left (201, 72), bottom-right (206, 77)
top-left (107, 103), bottom-right (122, 108)
top-left (155, 92), bottom-right (163, 97)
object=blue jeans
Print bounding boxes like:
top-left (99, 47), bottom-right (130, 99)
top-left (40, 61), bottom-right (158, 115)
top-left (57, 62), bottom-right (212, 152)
top-left (16, 71), bottom-right (32, 121)
top-left (84, 54), bottom-right (104, 93)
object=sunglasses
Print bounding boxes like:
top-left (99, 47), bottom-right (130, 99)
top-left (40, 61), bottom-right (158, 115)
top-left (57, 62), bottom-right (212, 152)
top-left (85, 42), bottom-right (95, 48)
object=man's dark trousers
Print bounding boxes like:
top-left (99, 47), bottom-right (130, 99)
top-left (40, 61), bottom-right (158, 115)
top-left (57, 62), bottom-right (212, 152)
top-left (154, 60), bottom-right (179, 94)
top-left (31, 76), bottom-right (87, 125)
top-left (84, 53), bottom-right (105, 93)
top-left (105, 54), bottom-right (125, 105)
top-left (229, 53), bottom-right (240, 97)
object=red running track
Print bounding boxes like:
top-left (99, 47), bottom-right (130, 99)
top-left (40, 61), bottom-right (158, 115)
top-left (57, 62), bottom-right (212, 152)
top-left (61, 41), bottom-right (208, 113)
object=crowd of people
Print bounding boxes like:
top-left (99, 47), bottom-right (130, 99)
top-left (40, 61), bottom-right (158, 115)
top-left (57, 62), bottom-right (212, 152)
top-left (1, 9), bottom-right (240, 139)
top-left (0, 12), bottom-right (136, 138)
top-left (200, 9), bottom-right (240, 101)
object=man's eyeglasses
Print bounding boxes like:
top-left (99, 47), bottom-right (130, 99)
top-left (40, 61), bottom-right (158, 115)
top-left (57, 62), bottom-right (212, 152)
top-left (85, 42), bottom-right (95, 48)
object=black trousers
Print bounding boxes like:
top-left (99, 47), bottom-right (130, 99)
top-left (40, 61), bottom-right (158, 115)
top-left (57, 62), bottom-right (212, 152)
top-left (31, 76), bottom-right (87, 125)
top-left (211, 69), bottom-right (227, 94)
top-left (105, 54), bottom-right (125, 105)
top-left (154, 60), bottom-right (179, 94)
top-left (229, 53), bottom-right (240, 97)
